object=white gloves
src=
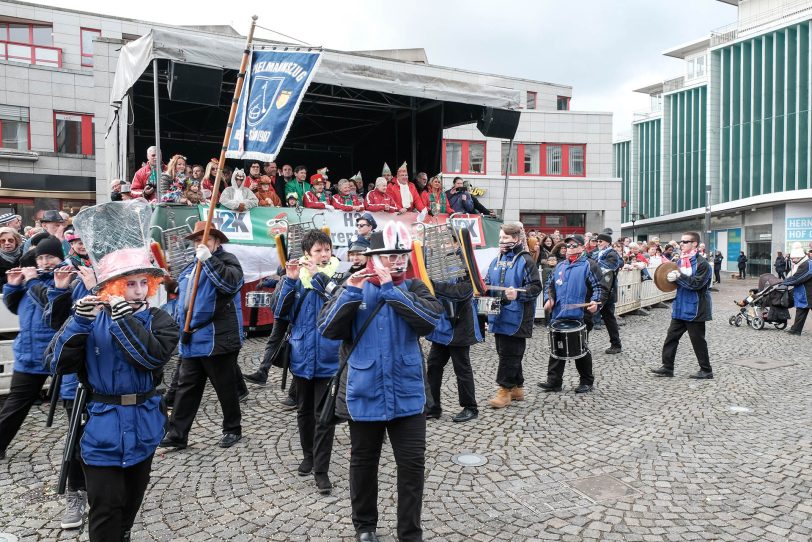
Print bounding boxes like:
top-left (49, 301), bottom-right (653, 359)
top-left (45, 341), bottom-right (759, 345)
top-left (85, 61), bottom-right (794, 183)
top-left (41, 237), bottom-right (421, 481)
top-left (666, 270), bottom-right (680, 282)
top-left (196, 245), bottom-right (212, 262)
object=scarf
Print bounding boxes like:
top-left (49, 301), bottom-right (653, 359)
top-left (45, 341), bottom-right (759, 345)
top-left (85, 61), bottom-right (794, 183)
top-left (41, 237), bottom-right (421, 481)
top-left (428, 190), bottom-right (446, 214)
top-left (788, 256), bottom-right (809, 278)
top-left (499, 241), bottom-right (518, 254)
top-left (363, 258), bottom-right (407, 287)
top-left (311, 190), bottom-right (327, 202)
top-left (300, 256), bottom-right (340, 289)
top-left (679, 249), bottom-right (696, 276)
top-left (0, 246), bottom-right (22, 265)
top-left (342, 193), bottom-right (355, 205)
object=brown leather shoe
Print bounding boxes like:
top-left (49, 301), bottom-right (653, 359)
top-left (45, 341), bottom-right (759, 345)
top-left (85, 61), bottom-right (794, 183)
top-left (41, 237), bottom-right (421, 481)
top-left (510, 387), bottom-right (525, 401)
top-left (488, 387), bottom-right (512, 409)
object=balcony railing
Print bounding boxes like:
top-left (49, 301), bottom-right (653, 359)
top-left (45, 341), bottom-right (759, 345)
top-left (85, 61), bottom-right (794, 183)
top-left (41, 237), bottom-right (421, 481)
top-left (663, 77), bottom-right (685, 93)
top-left (711, 0), bottom-right (812, 47)
top-left (0, 40), bottom-right (62, 67)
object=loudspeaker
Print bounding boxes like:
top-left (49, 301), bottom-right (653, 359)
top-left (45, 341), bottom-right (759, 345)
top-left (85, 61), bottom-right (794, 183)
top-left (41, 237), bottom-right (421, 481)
top-left (476, 107), bottom-right (521, 140)
top-left (168, 62), bottom-right (223, 106)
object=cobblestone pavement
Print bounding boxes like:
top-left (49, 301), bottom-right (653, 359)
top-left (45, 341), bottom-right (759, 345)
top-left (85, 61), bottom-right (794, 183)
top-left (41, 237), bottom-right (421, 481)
top-left (1, 277), bottom-right (811, 541)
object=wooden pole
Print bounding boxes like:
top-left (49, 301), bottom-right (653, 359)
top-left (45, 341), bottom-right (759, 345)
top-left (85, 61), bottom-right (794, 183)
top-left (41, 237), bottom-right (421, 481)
top-left (183, 15), bottom-right (258, 339)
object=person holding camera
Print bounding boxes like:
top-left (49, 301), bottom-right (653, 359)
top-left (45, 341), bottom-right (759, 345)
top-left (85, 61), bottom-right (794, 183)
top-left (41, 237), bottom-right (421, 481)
top-left (446, 177), bottom-right (474, 214)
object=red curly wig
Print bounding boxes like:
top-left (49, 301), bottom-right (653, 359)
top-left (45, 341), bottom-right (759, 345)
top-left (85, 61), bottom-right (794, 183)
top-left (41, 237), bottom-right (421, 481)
top-left (98, 273), bottom-right (163, 302)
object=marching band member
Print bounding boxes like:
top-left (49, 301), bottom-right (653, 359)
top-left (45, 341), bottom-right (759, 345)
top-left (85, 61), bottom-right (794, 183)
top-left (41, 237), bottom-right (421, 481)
top-left (273, 230), bottom-right (341, 495)
top-left (318, 223), bottom-right (442, 542)
top-left (50, 201), bottom-right (178, 541)
top-left (485, 223), bottom-right (542, 409)
top-left (539, 234), bottom-right (605, 393)
top-left (595, 232), bottom-right (624, 354)
top-left (0, 236), bottom-right (63, 460)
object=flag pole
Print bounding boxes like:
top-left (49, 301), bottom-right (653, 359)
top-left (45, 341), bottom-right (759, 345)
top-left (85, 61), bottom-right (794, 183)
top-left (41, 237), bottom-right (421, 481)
top-left (183, 15), bottom-right (257, 341)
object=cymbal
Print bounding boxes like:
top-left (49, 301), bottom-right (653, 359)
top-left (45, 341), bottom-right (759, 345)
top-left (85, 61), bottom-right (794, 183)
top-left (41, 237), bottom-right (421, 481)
top-left (653, 261), bottom-right (679, 292)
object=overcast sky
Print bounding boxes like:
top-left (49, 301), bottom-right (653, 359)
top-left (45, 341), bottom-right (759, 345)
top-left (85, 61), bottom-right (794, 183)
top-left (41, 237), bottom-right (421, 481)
top-left (41, 0), bottom-right (737, 139)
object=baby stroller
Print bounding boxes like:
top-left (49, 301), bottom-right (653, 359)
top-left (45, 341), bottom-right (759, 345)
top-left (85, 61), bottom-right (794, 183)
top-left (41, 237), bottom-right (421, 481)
top-left (728, 273), bottom-right (791, 330)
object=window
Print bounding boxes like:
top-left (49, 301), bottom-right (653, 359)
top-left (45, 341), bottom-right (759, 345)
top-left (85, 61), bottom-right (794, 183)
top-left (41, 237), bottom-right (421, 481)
top-left (546, 145), bottom-right (561, 175)
top-left (526, 91), bottom-right (537, 110)
top-left (556, 96), bottom-right (570, 111)
top-left (519, 212), bottom-right (586, 234)
top-left (0, 105), bottom-right (30, 151)
top-left (80, 28), bottom-right (101, 67)
top-left (54, 112), bottom-right (94, 155)
top-left (502, 142), bottom-right (586, 176)
top-left (686, 54), bottom-right (707, 80)
top-left (0, 22), bottom-right (60, 66)
top-left (443, 140), bottom-right (486, 175)
top-left (569, 145), bottom-right (584, 176)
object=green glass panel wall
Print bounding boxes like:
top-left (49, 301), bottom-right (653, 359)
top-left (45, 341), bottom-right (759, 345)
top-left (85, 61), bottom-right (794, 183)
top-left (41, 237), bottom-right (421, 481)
top-left (635, 119), bottom-right (661, 219)
top-left (668, 85), bottom-right (707, 213)
top-left (613, 141), bottom-right (632, 223)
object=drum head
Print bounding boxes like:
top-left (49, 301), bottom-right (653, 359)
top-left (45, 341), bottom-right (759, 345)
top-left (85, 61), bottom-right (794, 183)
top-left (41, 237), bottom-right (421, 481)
top-left (551, 319), bottom-right (583, 331)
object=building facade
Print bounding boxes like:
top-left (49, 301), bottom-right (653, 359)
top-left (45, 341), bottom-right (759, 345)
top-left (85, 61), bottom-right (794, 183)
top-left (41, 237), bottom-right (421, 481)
top-left (616, 0), bottom-right (812, 275)
top-left (0, 0), bottom-right (621, 235)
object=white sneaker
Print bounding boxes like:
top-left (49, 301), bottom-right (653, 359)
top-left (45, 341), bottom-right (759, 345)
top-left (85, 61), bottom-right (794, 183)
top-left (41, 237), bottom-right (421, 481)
top-left (60, 489), bottom-right (86, 529)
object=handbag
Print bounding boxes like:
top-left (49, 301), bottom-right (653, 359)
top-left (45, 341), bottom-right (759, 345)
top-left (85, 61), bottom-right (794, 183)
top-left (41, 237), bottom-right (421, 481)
top-left (317, 301), bottom-right (384, 428)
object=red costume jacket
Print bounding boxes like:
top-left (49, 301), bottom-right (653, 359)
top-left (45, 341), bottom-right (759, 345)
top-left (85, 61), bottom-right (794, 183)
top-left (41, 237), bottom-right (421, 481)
top-left (365, 190), bottom-right (397, 213)
top-left (303, 190), bottom-right (330, 209)
top-left (420, 190), bottom-right (451, 215)
top-left (386, 181), bottom-right (425, 212)
top-left (330, 193), bottom-right (365, 212)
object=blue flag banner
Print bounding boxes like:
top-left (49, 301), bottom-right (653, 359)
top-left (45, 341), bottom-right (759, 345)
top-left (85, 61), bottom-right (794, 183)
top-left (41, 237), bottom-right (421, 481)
top-left (226, 49), bottom-right (322, 162)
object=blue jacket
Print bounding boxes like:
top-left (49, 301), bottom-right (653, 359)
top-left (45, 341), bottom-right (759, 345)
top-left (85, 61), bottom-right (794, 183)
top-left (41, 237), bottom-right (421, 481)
top-left (485, 248), bottom-right (542, 337)
top-left (445, 188), bottom-right (474, 213)
top-left (175, 247), bottom-right (244, 358)
top-left (596, 246), bottom-right (623, 299)
top-left (51, 308), bottom-right (178, 467)
top-left (426, 278), bottom-right (483, 347)
top-left (319, 279), bottom-right (442, 422)
top-left (3, 275), bottom-right (56, 375)
top-left (783, 258), bottom-right (812, 309)
top-left (671, 254), bottom-right (713, 321)
top-left (44, 280), bottom-right (92, 400)
top-left (544, 255), bottom-right (604, 322)
top-left (273, 274), bottom-right (340, 380)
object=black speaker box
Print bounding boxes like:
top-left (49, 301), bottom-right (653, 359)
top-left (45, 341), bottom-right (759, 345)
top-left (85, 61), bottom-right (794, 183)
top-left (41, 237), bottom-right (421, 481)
top-left (168, 62), bottom-right (223, 106)
top-left (476, 107), bottom-right (521, 140)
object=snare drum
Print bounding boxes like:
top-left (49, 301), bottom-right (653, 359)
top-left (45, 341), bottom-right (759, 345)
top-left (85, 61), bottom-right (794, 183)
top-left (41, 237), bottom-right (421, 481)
top-left (245, 291), bottom-right (273, 308)
top-left (548, 319), bottom-right (588, 360)
top-left (476, 296), bottom-right (501, 315)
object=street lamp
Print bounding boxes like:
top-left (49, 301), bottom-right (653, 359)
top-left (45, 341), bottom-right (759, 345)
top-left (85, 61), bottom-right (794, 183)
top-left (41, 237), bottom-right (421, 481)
top-left (630, 212), bottom-right (646, 242)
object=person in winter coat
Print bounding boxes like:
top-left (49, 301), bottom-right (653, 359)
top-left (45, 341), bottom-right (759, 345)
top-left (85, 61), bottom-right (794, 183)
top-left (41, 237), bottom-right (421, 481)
top-left (0, 226), bottom-right (23, 285)
top-left (485, 223), bottom-right (542, 408)
top-left (425, 236), bottom-right (482, 423)
top-left (775, 251), bottom-right (787, 280)
top-left (220, 169), bottom-right (258, 212)
top-left (255, 175), bottom-right (282, 207)
top-left (421, 175), bottom-right (452, 216)
top-left (0, 236), bottom-right (63, 461)
top-left (303, 175), bottom-right (333, 209)
top-left (782, 242), bottom-right (812, 335)
top-left (318, 223), bottom-right (442, 542)
top-left (285, 166), bottom-right (311, 202)
top-left (651, 231), bottom-right (714, 379)
top-left (595, 232), bottom-right (623, 354)
top-left (64, 229), bottom-right (92, 269)
top-left (273, 230), bottom-right (342, 495)
top-left (539, 234), bottom-right (605, 393)
top-left (160, 222), bottom-right (244, 450)
top-left (713, 251), bottom-right (724, 284)
top-left (445, 177), bottom-right (475, 214)
top-left (365, 177), bottom-right (397, 213)
top-left (737, 251), bottom-right (748, 279)
top-left (51, 265), bottom-right (178, 542)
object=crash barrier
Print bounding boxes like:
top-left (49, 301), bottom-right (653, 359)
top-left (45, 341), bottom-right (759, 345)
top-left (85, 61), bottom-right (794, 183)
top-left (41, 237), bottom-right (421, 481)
top-left (534, 267), bottom-right (676, 319)
top-left (616, 268), bottom-right (676, 315)
top-left (0, 340), bottom-right (15, 395)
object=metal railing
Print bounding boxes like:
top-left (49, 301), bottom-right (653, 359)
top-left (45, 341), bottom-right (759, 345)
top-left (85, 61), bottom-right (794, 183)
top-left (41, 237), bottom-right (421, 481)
top-left (0, 40), bottom-right (62, 67)
top-left (711, 0), bottom-right (812, 47)
top-left (663, 76), bottom-right (685, 93)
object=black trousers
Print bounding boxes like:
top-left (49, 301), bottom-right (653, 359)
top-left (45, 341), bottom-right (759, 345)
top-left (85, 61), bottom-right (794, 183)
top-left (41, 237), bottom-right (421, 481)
top-left (791, 307), bottom-right (809, 332)
top-left (714, 267), bottom-right (721, 283)
top-left (294, 376), bottom-right (334, 474)
top-left (661, 319), bottom-right (712, 372)
top-left (167, 351), bottom-right (242, 443)
top-left (63, 400), bottom-right (86, 492)
top-left (83, 455), bottom-right (153, 542)
top-left (349, 414), bottom-right (425, 541)
top-left (777, 270), bottom-right (786, 280)
top-left (739, 267), bottom-right (746, 279)
top-left (494, 334), bottom-right (525, 389)
top-left (259, 319), bottom-right (290, 375)
top-left (426, 343), bottom-right (477, 412)
top-left (600, 298), bottom-right (622, 348)
top-left (547, 320), bottom-right (594, 386)
top-left (0, 371), bottom-right (48, 453)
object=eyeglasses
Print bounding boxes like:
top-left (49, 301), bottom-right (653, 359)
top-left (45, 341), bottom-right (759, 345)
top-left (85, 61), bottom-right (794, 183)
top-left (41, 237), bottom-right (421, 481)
top-left (357, 222), bottom-right (370, 228)
top-left (565, 243), bottom-right (581, 249)
top-left (380, 253), bottom-right (408, 263)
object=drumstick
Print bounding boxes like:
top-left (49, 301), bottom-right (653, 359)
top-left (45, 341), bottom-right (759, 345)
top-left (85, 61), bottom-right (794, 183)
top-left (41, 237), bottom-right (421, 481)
top-left (563, 302), bottom-right (602, 309)
top-left (486, 285), bottom-right (527, 292)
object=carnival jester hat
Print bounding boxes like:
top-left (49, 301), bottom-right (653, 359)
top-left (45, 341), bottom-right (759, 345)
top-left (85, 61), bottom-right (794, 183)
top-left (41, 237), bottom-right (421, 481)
top-left (72, 200), bottom-right (165, 292)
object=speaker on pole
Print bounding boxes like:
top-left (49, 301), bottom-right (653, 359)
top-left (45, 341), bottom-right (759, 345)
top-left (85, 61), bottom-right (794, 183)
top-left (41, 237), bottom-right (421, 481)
top-left (476, 107), bottom-right (521, 139)
top-left (167, 62), bottom-right (223, 106)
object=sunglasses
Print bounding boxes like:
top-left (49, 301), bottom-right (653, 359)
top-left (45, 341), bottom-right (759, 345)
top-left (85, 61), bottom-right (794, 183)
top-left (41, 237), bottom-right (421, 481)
top-left (357, 222), bottom-right (371, 228)
top-left (565, 243), bottom-right (581, 249)
top-left (679, 240), bottom-right (693, 244)
top-left (380, 253), bottom-right (408, 263)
